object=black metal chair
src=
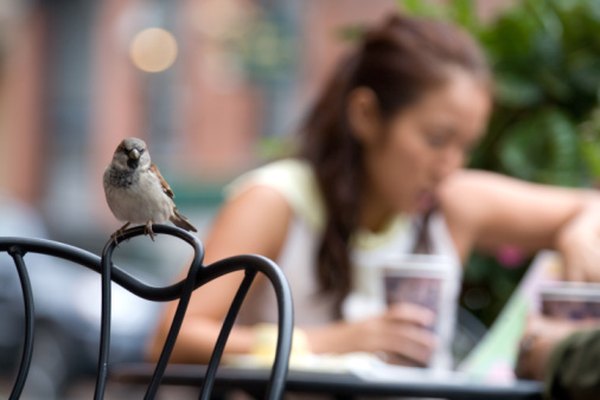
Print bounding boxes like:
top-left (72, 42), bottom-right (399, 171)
top-left (0, 225), bottom-right (294, 400)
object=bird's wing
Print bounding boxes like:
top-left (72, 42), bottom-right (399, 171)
top-left (150, 163), bottom-right (175, 199)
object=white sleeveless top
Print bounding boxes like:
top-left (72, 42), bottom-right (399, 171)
top-left (226, 159), bottom-right (462, 369)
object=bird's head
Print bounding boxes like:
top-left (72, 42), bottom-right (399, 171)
top-left (112, 137), bottom-right (151, 170)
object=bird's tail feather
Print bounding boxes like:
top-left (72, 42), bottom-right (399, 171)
top-left (171, 209), bottom-right (198, 232)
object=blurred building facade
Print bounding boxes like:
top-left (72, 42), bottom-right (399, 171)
top-left (0, 0), bottom-right (512, 241)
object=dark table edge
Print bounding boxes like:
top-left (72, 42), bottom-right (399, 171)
top-left (111, 363), bottom-right (543, 400)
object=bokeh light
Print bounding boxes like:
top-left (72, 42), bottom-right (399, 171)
top-left (129, 27), bottom-right (177, 73)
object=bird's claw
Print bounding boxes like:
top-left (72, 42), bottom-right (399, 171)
top-left (110, 222), bottom-right (131, 246)
top-left (110, 222), bottom-right (157, 244)
top-left (110, 232), bottom-right (120, 246)
top-left (144, 222), bottom-right (156, 241)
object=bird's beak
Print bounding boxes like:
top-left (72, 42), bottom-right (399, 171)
top-left (129, 149), bottom-right (140, 160)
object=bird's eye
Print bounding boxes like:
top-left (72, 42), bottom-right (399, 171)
top-left (139, 148), bottom-right (145, 154)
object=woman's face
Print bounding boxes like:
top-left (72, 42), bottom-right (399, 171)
top-left (362, 70), bottom-right (491, 215)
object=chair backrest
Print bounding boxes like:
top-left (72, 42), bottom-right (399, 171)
top-left (0, 225), bottom-right (293, 400)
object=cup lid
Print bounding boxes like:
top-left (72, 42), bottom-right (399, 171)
top-left (540, 282), bottom-right (600, 302)
top-left (380, 254), bottom-right (452, 277)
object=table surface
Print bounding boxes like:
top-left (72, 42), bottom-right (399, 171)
top-left (111, 363), bottom-right (544, 400)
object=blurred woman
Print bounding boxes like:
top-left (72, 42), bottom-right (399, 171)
top-left (148, 13), bottom-right (600, 368)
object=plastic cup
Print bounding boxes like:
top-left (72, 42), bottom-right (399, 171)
top-left (381, 255), bottom-right (450, 331)
top-left (540, 282), bottom-right (600, 320)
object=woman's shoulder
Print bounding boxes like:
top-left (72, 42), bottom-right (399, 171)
top-left (225, 158), bottom-right (316, 196)
top-left (225, 158), bottom-right (325, 230)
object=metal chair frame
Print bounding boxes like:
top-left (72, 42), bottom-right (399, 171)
top-left (0, 224), bottom-right (293, 399)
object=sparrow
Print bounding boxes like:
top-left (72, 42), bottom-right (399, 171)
top-left (103, 137), bottom-right (197, 241)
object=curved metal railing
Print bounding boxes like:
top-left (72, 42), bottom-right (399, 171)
top-left (0, 225), bottom-right (293, 399)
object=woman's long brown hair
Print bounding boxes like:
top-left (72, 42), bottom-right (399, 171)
top-left (298, 14), bottom-right (491, 316)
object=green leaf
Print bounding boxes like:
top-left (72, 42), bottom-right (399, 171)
top-left (538, 68), bottom-right (572, 101)
top-left (580, 141), bottom-right (600, 179)
top-left (579, 108), bottom-right (600, 180)
top-left (397, 0), bottom-right (446, 18)
top-left (499, 109), bottom-right (581, 186)
top-left (448, 0), bottom-right (477, 30)
top-left (398, 0), bottom-right (431, 16)
top-left (566, 53), bottom-right (600, 95)
top-left (494, 74), bottom-right (543, 108)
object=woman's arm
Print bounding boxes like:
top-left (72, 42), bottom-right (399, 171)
top-left (516, 315), bottom-right (599, 387)
top-left (147, 185), bottom-right (293, 363)
top-left (439, 170), bottom-right (600, 280)
top-left (542, 326), bottom-right (600, 399)
top-left (304, 303), bottom-right (437, 367)
top-left (516, 315), bottom-right (588, 381)
top-left (148, 185), bottom-right (438, 365)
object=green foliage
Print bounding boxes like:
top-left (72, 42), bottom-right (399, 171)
top-left (401, 0), bottom-right (600, 187)
top-left (398, 0), bottom-right (480, 30)
top-left (400, 0), bottom-right (600, 325)
top-left (473, 1), bottom-right (600, 187)
top-left (580, 109), bottom-right (600, 177)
